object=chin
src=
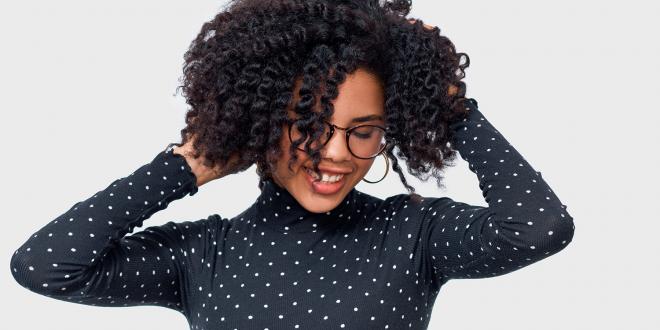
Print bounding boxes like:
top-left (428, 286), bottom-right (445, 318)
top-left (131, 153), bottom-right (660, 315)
top-left (295, 170), bottom-right (354, 214)
top-left (271, 164), bottom-right (359, 213)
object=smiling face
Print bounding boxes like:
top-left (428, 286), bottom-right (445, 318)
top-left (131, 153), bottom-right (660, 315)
top-left (269, 67), bottom-right (386, 213)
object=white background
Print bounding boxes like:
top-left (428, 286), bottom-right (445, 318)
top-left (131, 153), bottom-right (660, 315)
top-left (2, 0), bottom-right (658, 329)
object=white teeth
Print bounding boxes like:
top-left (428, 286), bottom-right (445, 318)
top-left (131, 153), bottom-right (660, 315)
top-left (321, 172), bottom-right (343, 182)
top-left (306, 167), bottom-right (320, 180)
top-left (305, 167), bottom-right (344, 183)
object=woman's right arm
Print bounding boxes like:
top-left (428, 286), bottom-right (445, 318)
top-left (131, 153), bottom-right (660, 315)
top-left (9, 144), bottom-right (202, 314)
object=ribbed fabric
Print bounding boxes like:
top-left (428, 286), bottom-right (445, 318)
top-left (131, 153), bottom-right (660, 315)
top-left (10, 98), bottom-right (574, 329)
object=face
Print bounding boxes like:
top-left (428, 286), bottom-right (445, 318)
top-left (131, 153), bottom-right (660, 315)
top-left (270, 67), bottom-right (386, 213)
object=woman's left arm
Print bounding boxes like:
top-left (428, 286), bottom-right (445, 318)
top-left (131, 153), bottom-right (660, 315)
top-left (392, 99), bottom-right (575, 287)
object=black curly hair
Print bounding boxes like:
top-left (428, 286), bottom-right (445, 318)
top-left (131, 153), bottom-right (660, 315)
top-left (176, 0), bottom-right (471, 197)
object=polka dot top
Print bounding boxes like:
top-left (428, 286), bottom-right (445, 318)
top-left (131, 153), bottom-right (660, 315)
top-left (10, 98), bottom-right (575, 329)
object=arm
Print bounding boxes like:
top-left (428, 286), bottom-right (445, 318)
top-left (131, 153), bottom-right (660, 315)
top-left (395, 99), bottom-right (575, 287)
top-left (9, 144), bottom-right (202, 314)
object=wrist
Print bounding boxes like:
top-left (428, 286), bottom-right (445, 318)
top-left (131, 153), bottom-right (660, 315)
top-left (172, 146), bottom-right (207, 187)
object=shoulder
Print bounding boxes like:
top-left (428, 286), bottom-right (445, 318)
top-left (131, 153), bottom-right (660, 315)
top-left (357, 190), bottom-right (456, 221)
top-left (382, 193), bottom-right (453, 211)
top-left (142, 214), bottom-right (229, 238)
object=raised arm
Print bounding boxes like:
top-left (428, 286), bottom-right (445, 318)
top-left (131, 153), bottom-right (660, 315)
top-left (390, 99), bottom-right (575, 288)
top-left (9, 144), bottom-right (204, 314)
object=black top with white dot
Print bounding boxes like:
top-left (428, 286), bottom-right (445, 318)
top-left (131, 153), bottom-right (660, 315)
top-left (10, 98), bottom-right (575, 329)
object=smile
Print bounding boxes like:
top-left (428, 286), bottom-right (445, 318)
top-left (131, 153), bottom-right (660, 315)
top-left (303, 166), bottom-right (347, 195)
top-left (304, 167), bottom-right (345, 183)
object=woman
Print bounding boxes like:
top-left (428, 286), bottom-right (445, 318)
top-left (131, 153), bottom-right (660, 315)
top-left (10, 0), bottom-right (575, 329)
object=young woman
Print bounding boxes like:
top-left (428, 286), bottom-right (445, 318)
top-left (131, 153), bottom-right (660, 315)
top-left (10, 0), bottom-right (575, 329)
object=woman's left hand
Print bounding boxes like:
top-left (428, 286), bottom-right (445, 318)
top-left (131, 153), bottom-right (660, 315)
top-left (407, 18), bottom-right (435, 31)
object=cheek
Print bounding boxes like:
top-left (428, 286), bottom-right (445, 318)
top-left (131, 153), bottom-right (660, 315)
top-left (355, 158), bottom-right (376, 177)
top-left (274, 131), bottom-right (295, 174)
top-left (274, 145), bottom-right (309, 177)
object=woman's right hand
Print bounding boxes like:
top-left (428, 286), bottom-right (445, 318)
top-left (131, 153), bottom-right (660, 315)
top-left (172, 137), bottom-right (252, 187)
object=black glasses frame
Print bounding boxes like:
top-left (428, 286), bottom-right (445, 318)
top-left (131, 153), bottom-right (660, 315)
top-left (288, 120), bottom-right (389, 159)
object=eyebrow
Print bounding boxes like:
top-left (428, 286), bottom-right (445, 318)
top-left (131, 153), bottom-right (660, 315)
top-left (288, 111), bottom-right (384, 124)
top-left (351, 114), bottom-right (384, 123)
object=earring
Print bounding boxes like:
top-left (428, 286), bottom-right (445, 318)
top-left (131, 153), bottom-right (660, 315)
top-left (362, 154), bottom-right (389, 184)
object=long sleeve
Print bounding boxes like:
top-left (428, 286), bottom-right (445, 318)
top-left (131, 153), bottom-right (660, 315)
top-left (388, 98), bottom-right (575, 289)
top-left (9, 144), bottom-right (202, 314)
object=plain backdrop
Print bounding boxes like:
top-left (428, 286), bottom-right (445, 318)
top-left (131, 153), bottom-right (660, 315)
top-left (1, 0), bottom-right (658, 329)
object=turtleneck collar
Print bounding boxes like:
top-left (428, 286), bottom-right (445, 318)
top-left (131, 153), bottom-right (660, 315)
top-left (251, 177), bottom-right (359, 234)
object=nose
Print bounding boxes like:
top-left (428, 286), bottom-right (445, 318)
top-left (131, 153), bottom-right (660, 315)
top-left (320, 127), bottom-right (352, 162)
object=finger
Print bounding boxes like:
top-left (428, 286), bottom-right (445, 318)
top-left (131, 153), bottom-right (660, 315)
top-left (407, 19), bottom-right (435, 31)
top-left (448, 84), bottom-right (459, 96)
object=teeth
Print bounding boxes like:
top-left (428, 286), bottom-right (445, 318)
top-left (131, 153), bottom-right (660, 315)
top-left (321, 172), bottom-right (343, 182)
top-left (306, 168), bottom-right (320, 180)
top-left (305, 167), bottom-right (344, 183)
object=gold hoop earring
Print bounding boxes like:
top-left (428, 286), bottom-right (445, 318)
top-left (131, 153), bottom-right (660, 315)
top-left (362, 154), bottom-right (389, 184)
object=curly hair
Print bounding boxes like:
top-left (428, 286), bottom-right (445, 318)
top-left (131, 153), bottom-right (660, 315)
top-left (176, 0), bottom-right (471, 196)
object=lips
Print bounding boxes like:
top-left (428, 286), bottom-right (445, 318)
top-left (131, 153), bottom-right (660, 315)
top-left (304, 167), bottom-right (345, 182)
top-left (303, 166), bottom-right (346, 195)
top-left (303, 165), bottom-right (352, 175)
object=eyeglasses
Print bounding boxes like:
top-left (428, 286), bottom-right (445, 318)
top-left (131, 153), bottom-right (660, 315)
top-left (288, 119), bottom-right (388, 159)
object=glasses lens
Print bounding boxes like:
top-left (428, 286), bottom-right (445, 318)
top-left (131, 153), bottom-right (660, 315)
top-left (289, 121), bottom-right (330, 150)
top-left (348, 125), bottom-right (386, 158)
top-left (289, 122), bottom-right (387, 159)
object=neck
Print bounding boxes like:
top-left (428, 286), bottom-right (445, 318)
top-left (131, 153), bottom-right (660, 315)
top-left (250, 177), bottom-right (359, 234)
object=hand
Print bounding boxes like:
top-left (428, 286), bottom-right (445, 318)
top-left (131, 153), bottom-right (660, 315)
top-left (407, 18), bottom-right (435, 31)
top-left (172, 136), bottom-right (252, 187)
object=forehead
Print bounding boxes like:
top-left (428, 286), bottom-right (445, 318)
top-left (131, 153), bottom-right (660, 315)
top-left (288, 68), bottom-right (385, 122)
